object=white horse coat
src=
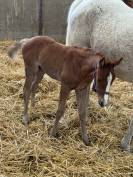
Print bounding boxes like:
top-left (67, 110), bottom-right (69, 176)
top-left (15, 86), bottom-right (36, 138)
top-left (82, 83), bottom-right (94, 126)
top-left (66, 0), bottom-right (133, 82)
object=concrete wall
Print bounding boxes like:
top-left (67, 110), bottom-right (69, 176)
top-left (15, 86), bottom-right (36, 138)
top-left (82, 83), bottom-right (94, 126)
top-left (0, 0), bottom-right (73, 41)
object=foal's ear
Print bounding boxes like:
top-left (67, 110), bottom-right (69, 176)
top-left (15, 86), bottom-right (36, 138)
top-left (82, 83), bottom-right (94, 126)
top-left (99, 57), bottom-right (106, 68)
top-left (112, 58), bottom-right (123, 67)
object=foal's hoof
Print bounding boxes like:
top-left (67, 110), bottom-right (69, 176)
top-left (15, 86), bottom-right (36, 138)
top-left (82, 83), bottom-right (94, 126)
top-left (49, 129), bottom-right (59, 138)
top-left (22, 116), bottom-right (30, 126)
top-left (121, 138), bottom-right (131, 153)
top-left (83, 136), bottom-right (90, 146)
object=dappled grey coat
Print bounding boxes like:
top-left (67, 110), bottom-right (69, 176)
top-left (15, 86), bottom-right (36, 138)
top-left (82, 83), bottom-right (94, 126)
top-left (66, 0), bottom-right (133, 82)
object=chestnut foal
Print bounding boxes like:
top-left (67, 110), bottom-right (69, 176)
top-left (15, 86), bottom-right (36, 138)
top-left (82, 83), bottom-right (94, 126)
top-left (8, 36), bottom-right (122, 145)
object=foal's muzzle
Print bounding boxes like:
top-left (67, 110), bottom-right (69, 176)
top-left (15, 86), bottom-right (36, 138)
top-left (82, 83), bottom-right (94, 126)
top-left (98, 92), bottom-right (110, 107)
top-left (98, 99), bottom-right (105, 107)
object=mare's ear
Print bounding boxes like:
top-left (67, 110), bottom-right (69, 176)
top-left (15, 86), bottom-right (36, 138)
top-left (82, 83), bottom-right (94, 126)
top-left (99, 57), bottom-right (106, 68)
top-left (112, 58), bottom-right (123, 67)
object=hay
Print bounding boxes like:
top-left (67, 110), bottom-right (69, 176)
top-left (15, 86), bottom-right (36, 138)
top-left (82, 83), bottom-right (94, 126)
top-left (0, 41), bottom-right (133, 177)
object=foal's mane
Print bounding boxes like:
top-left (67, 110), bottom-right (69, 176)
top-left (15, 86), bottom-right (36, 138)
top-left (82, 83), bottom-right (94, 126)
top-left (72, 46), bottom-right (99, 56)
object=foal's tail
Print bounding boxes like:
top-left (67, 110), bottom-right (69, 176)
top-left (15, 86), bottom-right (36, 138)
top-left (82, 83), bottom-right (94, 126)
top-left (8, 38), bottom-right (29, 59)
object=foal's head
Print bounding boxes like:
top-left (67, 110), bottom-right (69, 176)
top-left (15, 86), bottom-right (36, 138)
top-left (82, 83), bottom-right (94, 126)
top-left (123, 0), bottom-right (133, 8)
top-left (93, 57), bottom-right (123, 107)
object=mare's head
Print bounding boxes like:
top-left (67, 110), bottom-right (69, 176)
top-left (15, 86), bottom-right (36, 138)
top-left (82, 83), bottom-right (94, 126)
top-left (92, 56), bottom-right (123, 107)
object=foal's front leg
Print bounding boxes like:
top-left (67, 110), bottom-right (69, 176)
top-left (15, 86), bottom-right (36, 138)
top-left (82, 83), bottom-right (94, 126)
top-left (121, 115), bottom-right (133, 152)
top-left (75, 86), bottom-right (89, 146)
top-left (50, 84), bottom-right (70, 137)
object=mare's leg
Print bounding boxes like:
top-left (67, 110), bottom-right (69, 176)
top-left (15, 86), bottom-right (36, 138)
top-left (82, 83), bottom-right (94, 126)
top-left (121, 115), bottom-right (133, 152)
top-left (23, 68), bottom-right (34, 125)
top-left (50, 84), bottom-right (70, 137)
top-left (31, 69), bottom-right (44, 107)
top-left (75, 86), bottom-right (89, 145)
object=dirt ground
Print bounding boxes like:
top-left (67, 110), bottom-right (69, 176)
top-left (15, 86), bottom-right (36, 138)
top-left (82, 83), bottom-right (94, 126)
top-left (0, 41), bottom-right (133, 177)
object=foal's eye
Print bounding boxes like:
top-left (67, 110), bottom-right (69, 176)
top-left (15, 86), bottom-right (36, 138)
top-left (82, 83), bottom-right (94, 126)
top-left (98, 79), bottom-right (102, 82)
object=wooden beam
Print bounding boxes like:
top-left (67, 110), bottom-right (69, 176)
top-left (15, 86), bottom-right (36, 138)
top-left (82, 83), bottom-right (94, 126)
top-left (38, 0), bottom-right (43, 35)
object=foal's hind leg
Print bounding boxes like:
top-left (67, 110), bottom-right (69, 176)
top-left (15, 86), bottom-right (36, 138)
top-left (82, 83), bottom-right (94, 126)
top-left (23, 69), bottom-right (34, 125)
top-left (31, 69), bottom-right (44, 107)
top-left (50, 84), bottom-right (70, 137)
top-left (75, 86), bottom-right (89, 146)
top-left (121, 115), bottom-right (133, 152)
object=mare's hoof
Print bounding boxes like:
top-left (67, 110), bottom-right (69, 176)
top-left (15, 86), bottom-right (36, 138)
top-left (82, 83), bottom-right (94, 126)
top-left (121, 139), bottom-right (131, 153)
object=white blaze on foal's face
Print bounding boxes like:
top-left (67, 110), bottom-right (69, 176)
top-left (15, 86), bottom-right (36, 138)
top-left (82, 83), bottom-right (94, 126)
top-left (90, 79), bottom-right (94, 91)
top-left (93, 57), bottom-right (123, 107)
top-left (103, 72), bottom-right (113, 106)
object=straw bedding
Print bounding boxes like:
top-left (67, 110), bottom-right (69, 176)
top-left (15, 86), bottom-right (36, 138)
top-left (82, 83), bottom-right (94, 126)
top-left (0, 41), bottom-right (133, 177)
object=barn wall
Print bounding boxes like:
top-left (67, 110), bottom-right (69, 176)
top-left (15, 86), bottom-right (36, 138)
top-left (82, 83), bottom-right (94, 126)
top-left (43, 0), bottom-right (72, 41)
top-left (0, 0), bottom-right (72, 41)
top-left (0, 0), bottom-right (39, 40)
